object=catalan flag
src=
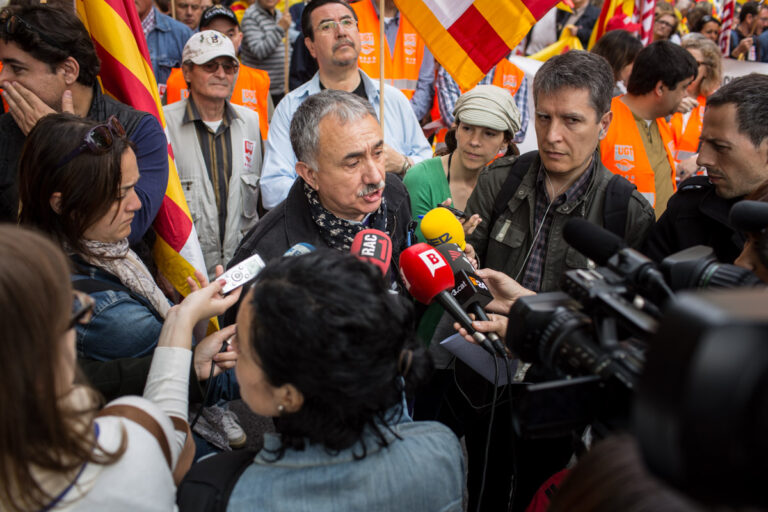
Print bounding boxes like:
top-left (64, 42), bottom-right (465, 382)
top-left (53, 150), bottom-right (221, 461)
top-left (586, 0), bottom-right (635, 49)
top-left (75, 1), bottom-right (210, 305)
top-left (394, 0), bottom-right (561, 91)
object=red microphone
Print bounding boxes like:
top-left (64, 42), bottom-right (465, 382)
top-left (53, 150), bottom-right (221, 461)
top-left (350, 229), bottom-right (392, 276)
top-left (399, 243), bottom-right (493, 353)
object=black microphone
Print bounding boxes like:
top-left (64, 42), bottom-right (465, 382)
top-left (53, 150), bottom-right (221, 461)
top-left (563, 218), bottom-right (675, 302)
top-left (730, 200), bottom-right (768, 233)
top-left (435, 243), bottom-right (508, 357)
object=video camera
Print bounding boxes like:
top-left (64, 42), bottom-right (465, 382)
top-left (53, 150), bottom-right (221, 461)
top-left (506, 219), bottom-right (767, 507)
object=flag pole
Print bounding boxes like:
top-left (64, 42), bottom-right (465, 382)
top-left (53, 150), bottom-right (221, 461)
top-left (171, 0), bottom-right (176, 20)
top-left (284, 0), bottom-right (290, 94)
top-left (379, 0), bottom-right (385, 134)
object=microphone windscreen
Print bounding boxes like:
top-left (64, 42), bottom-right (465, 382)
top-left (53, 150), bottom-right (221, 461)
top-left (434, 242), bottom-right (475, 274)
top-left (350, 229), bottom-right (392, 276)
top-left (398, 243), bottom-right (455, 304)
top-left (421, 207), bottom-right (466, 250)
top-left (283, 242), bottom-right (316, 257)
top-left (730, 200), bottom-right (768, 233)
top-left (563, 218), bottom-right (625, 265)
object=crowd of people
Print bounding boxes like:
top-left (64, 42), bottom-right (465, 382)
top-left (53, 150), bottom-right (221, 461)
top-left (1, 0), bottom-right (767, 510)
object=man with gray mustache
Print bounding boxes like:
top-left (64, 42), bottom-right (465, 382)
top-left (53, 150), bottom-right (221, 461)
top-left (257, 0), bottom-right (432, 210)
top-left (644, 74), bottom-right (768, 263)
top-left (227, 89), bottom-right (412, 288)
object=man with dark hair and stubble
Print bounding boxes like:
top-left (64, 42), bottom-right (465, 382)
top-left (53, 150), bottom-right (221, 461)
top-left (429, 50), bottom-right (654, 512)
top-left (0, 4), bottom-right (168, 244)
top-left (645, 73), bottom-right (768, 263)
top-left (600, 41), bottom-right (698, 218)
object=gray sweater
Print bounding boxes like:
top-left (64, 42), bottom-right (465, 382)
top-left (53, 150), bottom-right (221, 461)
top-left (240, 4), bottom-right (292, 95)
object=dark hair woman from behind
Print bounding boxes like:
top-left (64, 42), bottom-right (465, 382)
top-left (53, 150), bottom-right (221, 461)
top-left (591, 30), bottom-right (643, 97)
top-left (184, 251), bottom-right (466, 511)
top-left (19, 113), bottom-right (168, 361)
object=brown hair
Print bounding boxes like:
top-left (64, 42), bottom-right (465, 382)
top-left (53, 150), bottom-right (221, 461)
top-left (440, 121), bottom-right (519, 158)
top-left (0, 225), bottom-right (125, 511)
top-left (18, 113), bottom-right (131, 258)
top-left (549, 435), bottom-right (705, 512)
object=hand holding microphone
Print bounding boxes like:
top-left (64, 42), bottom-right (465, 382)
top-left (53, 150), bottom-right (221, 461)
top-left (398, 243), bottom-right (495, 355)
top-left (421, 206), bottom-right (478, 267)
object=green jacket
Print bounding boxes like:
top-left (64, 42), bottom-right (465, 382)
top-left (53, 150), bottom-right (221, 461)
top-left (466, 152), bottom-right (655, 293)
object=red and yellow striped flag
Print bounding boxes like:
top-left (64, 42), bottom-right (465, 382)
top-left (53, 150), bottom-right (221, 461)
top-left (75, 1), bottom-right (211, 309)
top-left (587, 0), bottom-right (635, 49)
top-left (394, 0), bottom-right (560, 91)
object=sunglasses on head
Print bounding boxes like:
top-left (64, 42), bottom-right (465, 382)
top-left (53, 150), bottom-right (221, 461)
top-left (56, 116), bottom-right (127, 169)
top-left (68, 290), bottom-right (94, 330)
top-left (198, 59), bottom-right (239, 74)
top-left (1, 13), bottom-right (66, 51)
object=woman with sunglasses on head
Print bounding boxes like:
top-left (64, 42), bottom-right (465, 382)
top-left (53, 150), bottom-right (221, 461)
top-left (690, 10), bottom-right (722, 43)
top-left (18, 113), bottom-right (175, 362)
top-left (670, 34), bottom-right (722, 181)
top-left (0, 224), bottom-right (240, 511)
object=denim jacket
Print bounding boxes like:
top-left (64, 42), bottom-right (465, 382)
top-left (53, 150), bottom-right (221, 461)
top-left (147, 8), bottom-right (192, 86)
top-left (72, 260), bottom-right (167, 362)
top-left (228, 409), bottom-right (465, 511)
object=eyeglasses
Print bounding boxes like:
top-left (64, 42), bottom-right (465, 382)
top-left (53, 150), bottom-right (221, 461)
top-left (699, 15), bottom-right (721, 25)
top-left (198, 59), bottom-right (239, 74)
top-left (1, 13), bottom-right (66, 51)
top-left (655, 18), bottom-right (676, 29)
top-left (68, 290), bottom-right (94, 330)
top-left (56, 116), bottom-right (126, 169)
top-left (316, 17), bottom-right (358, 34)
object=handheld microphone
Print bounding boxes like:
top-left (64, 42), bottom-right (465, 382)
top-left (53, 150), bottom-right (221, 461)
top-left (283, 242), bottom-right (316, 257)
top-left (421, 207), bottom-right (466, 250)
top-left (435, 243), bottom-right (507, 356)
top-left (399, 243), bottom-right (494, 355)
top-left (563, 218), bottom-right (674, 302)
top-left (350, 229), bottom-right (392, 276)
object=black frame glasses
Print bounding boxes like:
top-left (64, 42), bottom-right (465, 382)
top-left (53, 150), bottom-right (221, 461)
top-left (68, 290), bottom-right (94, 330)
top-left (1, 13), bottom-right (66, 51)
top-left (56, 116), bottom-right (127, 169)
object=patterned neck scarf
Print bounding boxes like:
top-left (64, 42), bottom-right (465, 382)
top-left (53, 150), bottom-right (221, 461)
top-left (303, 180), bottom-right (388, 251)
top-left (80, 239), bottom-right (171, 319)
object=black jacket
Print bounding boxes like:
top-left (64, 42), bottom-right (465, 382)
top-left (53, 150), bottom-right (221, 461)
top-left (643, 176), bottom-right (745, 263)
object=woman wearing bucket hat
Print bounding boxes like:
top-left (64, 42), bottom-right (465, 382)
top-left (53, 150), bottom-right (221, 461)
top-left (404, 84), bottom-right (522, 243)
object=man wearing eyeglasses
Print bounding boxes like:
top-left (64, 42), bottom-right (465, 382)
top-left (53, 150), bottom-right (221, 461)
top-left (164, 30), bottom-right (263, 281)
top-left (0, 4), bottom-right (169, 245)
top-left (258, 0), bottom-right (432, 210)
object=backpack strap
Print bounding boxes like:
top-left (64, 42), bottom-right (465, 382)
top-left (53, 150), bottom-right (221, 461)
top-left (176, 448), bottom-right (258, 512)
top-left (98, 404), bottom-right (196, 484)
top-left (489, 151), bottom-right (538, 232)
top-left (602, 174), bottom-right (637, 239)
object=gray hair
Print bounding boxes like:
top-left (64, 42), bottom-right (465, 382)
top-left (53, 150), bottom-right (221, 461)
top-left (290, 89), bottom-right (378, 169)
top-left (533, 50), bottom-right (614, 121)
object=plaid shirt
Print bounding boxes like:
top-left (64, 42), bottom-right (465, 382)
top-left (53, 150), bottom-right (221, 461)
top-left (141, 6), bottom-right (156, 36)
top-left (519, 159), bottom-right (595, 291)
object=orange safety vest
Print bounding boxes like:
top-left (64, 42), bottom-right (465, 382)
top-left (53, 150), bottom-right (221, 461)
top-left (600, 96), bottom-right (676, 208)
top-left (353, 0), bottom-right (424, 99)
top-left (669, 95), bottom-right (705, 164)
top-left (433, 60), bottom-right (525, 144)
top-left (164, 65), bottom-right (271, 140)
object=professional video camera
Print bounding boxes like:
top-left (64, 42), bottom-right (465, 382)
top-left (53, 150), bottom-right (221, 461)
top-left (505, 217), bottom-right (768, 507)
top-left (506, 219), bottom-right (761, 437)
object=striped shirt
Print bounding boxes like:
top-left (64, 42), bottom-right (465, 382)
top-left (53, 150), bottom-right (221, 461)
top-left (519, 158), bottom-right (594, 291)
top-left (183, 99), bottom-right (238, 243)
top-left (240, 4), bottom-right (292, 95)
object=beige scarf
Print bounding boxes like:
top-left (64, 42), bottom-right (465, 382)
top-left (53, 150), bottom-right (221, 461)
top-left (81, 239), bottom-right (171, 319)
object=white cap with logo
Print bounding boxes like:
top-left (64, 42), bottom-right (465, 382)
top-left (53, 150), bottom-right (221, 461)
top-left (182, 30), bottom-right (237, 65)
